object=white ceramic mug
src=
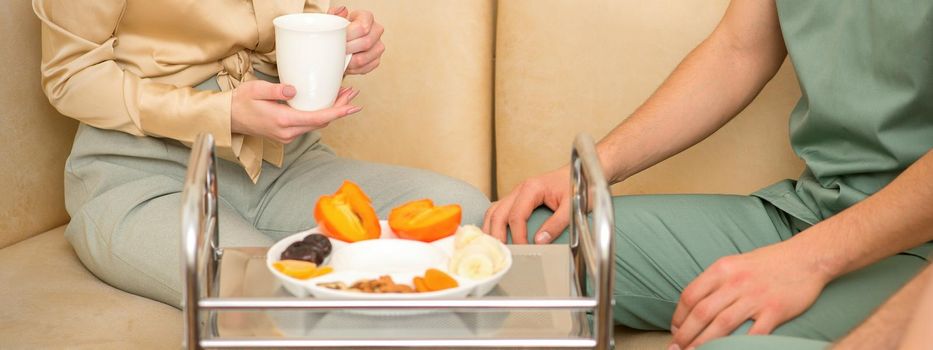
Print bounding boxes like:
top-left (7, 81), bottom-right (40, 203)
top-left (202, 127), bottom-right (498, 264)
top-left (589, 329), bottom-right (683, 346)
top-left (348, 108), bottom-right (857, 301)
top-left (273, 13), bottom-right (352, 111)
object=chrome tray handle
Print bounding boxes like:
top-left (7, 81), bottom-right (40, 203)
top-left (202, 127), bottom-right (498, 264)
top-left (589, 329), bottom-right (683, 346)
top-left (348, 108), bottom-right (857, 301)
top-left (181, 133), bottom-right (221, 350)
top-left (570, 133), bottom-right (616, 350)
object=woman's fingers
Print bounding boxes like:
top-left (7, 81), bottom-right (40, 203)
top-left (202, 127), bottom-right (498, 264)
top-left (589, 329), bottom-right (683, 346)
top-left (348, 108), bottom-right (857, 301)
top-left (245, 81), bottom-right (297, 101)
top-left (343, 10), bottom-right (384, 75)
top-left (348, 39), bottom-right (385, 67)
top-left (346, 10), bottom-right (375, 41)
top-left (272, 102), bottom-right (361, 129)
top-left (327, 5), bottom-right (349, 18)
top-left (333, 87), bottom-right (359, 107)
top-left (267, 87), bottom-right (360, 143)
top-left (347, 22), bottom-right (384, 54)
top-left (347, 57), bottom-right (381, 75)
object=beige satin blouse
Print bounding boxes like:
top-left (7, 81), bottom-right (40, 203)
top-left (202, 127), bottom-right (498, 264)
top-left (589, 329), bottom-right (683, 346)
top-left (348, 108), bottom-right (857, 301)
top-left (34, 0), bottom-right (323, 182)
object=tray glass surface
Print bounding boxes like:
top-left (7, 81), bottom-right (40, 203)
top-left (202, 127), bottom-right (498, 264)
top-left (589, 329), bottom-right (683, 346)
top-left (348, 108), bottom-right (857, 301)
top-left (214, 244), bottom-right (592, 341)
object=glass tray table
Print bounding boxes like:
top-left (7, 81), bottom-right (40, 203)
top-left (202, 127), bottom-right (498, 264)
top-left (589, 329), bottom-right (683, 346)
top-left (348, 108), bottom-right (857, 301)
top-left (180, 133), bottom-right (616, 349)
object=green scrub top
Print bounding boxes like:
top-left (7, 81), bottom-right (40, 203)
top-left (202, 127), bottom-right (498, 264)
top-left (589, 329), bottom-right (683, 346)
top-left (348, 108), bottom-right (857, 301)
top-left (753, 0), bottom-right (933, 256)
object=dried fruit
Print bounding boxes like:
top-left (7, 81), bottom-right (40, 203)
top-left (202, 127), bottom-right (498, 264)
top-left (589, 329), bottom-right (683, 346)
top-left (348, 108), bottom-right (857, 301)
top-left (315, 181), bottom-right (381, 242)
top-left (302, 233), bottom-right (333, 257)
top-left (317, 281), bottom-right (358, 292)
top-left (281, 234), bottom-right (333, 265)
top-left (280, 241), bottom-right (324, 265)
top-left (317, 275), bottom-right (422, 294)
top-left (389, 199), bottom-right (462, 242)
top-left (412, 276), bottom-right (430, 293)
top-left (308, 266), bottom-right (333, 279)
top-left (273, 260), bottom-right (317, 279)
top-left (313, 270), bottom-right (460, 294)
top-left (423, 268), bottom-right (458, 291)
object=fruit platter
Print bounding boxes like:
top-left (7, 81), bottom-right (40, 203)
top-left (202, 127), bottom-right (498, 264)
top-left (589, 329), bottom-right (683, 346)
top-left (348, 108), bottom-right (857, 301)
top-left (266, 181), bottom-right (512, 300)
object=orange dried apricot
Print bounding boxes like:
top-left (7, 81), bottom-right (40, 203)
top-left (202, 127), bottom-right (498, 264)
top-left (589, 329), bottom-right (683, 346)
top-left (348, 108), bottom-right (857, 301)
top-left (412, 276), bottom-right (430, 293)
top-left (273, 260), bottom-right (317, 279)
top-left (423, 268), bottom-right (458, 291)
top-left (308, 266), bottom-right (333, 279)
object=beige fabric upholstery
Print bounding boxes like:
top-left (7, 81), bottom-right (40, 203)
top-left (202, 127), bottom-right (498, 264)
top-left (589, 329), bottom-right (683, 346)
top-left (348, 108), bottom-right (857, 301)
top-left (321, 0), bottom-right (495, 197)
top-left (0, 226), bottom-right (181, 349)
top-left (0, 0), bottom-right (77, 249)
top-left (615, 327), bottom-right (674, 350)
top-left (495, 0), bottom-right (805, 196)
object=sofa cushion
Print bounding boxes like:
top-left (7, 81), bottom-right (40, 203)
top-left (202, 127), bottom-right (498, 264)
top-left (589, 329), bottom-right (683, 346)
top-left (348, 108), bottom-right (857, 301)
top-left (0, 226), bottom-right (181, 349)
top-left (614, 327), bottom-right (672, 350)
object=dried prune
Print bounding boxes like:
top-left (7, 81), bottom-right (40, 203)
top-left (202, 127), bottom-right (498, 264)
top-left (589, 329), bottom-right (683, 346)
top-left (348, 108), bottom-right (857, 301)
top-left (280, 242), bottom-right (324, 265)
top-left (302, 233), bottom-right (332, 256)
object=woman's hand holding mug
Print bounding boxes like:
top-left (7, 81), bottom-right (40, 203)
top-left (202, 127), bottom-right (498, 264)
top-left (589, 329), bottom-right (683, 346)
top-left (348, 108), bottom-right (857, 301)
top-left (231, 80), bottom-right (361, 144)
top-left (237, 6), bottom-right (383, 144)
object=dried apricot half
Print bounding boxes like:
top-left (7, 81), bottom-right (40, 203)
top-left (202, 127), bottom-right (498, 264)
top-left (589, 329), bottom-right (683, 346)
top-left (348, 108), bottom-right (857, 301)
top-left (273, 260), bottom-right (317, 279)
top-left (412, 276), bottom-right (430, 293)
top-left (423, 268), bottom-right (458, 291)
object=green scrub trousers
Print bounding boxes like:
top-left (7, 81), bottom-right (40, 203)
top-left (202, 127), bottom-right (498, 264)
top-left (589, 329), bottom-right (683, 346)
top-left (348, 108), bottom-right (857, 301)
top-left (63, 73), bottom-right (490, 308)
top-left (526, 197), bottom-right (928, 346)
top-left (529, 0), bottom-right (933, 348)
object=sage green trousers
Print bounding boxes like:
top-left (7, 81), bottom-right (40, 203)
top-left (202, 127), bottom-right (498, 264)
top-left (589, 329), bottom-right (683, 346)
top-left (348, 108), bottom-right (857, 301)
top-left (64, 96), bottom-right (489, 308)
top-left (525, 195), bottom-right (929, 348)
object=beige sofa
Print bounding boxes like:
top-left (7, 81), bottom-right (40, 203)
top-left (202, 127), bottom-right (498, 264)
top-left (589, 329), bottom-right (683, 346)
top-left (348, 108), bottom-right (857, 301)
top-left (0, 0), bottom-right (802, 348)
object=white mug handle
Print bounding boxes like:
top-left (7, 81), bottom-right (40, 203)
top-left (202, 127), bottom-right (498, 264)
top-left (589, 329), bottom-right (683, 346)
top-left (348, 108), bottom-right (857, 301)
top-left (344, 53), bottom-right (352, 71)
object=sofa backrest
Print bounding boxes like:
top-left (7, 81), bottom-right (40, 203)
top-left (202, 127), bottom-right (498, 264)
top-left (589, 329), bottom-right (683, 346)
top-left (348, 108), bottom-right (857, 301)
top-left (494, 0), bottom-right (805, 196)
top-left (0, 0), bottom-right (78, 249)
top-left (320, 0), bottom-right (496, 196)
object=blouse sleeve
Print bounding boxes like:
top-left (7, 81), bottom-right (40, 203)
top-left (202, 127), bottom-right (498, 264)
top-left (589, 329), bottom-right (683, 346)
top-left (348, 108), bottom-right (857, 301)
top-left (33, 0), bottom-right (235, 150)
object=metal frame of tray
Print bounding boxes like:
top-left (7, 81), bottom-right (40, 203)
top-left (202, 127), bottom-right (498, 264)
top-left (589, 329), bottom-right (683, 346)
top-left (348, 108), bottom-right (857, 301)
top-left (181, 133), bottom-right (616, 349)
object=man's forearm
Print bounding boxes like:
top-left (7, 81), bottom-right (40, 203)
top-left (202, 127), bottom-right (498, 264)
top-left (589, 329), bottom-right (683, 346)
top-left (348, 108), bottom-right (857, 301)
top-left (786, 149), bottom-right (933, 281)
top-left (596, 0), bottom-right (787, 183)
top-left (834, 265), bottom-right (931, 349)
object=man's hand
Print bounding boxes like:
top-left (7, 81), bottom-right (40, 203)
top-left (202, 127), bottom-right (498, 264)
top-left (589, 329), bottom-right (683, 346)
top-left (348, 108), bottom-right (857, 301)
top-left (483, 166), bottom-right (572, 244)
top-left (669, 241), bottom-right (832, 349)
top-left (231, 80), bottom-right (360, 144)
top-left (328, 6), bottom-right (385, 75)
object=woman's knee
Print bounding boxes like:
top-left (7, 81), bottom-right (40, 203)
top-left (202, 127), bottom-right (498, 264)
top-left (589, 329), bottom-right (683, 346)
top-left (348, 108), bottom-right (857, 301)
top-left (417, 175), bottom-right (490, 226)
top-left (64, 198), bottom-right (186, 308)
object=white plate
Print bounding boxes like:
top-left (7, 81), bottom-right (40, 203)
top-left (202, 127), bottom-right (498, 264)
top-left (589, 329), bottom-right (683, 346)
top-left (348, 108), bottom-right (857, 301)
top-left (266, 220), bottom-right (512, 300)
